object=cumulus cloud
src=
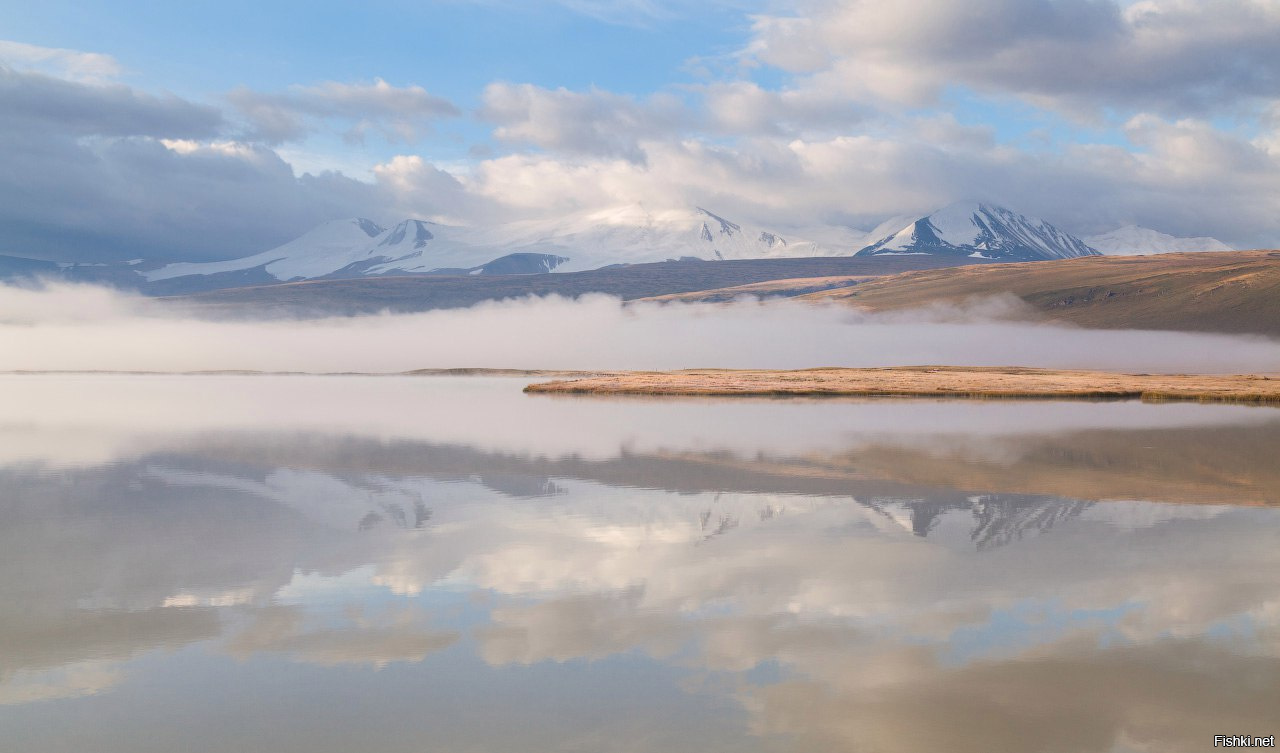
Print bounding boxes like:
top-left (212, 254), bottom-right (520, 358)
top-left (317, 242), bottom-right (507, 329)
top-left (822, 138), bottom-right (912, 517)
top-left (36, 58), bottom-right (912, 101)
top-left (395, 2), bottom-right (1280, 245)
top-left (228, 78), bottom-right (460, 145)
top-left (0, 64), bottom-right (402, 261)
top-left (0, 46), bottom-right (471, 262)
top-left (0, 65), bottom-right (221, 138)
top-left (456, 112), bottom-right (1280, 246)
top-left (6, 2), bottom-right (1280, 263)
top-left (0, 128), bottom-right (382, 261)
top-left (481, 83), bottom-right (688, 161)
top-left (747, 0), bottom-right (1280, 117)
top-left (480, 80), bottom-right (866, 161)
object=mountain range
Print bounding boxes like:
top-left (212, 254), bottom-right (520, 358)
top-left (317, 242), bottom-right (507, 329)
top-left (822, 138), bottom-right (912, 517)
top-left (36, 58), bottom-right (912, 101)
top-left (143, 205), bottom-right (840, 287)
top-left (1083, 225), bottom-right (1235, 255)
top-left (0, 202), bottom-right (1236, 293)
top-left (859, 202), bottom-right (1103, 260)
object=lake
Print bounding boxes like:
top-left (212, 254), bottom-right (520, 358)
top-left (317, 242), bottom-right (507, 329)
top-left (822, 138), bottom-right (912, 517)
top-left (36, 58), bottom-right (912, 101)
top-left (1, 375), bottom-right (1278, 752)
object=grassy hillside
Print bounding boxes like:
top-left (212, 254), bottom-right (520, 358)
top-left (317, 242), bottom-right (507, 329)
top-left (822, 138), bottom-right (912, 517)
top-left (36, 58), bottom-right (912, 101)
top-left (801, 250), bottom-right (1280, 336)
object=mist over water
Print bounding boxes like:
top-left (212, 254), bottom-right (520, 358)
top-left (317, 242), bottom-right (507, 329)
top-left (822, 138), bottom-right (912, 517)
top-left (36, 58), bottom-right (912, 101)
top-left (1, 282), bottom-right (1278, 373)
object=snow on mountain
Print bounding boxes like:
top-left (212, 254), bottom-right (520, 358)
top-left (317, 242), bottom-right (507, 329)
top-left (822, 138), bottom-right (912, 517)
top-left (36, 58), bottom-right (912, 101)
top-left (1082, 225), bottom-right (1234, 256)
top-left (148, 202), bottom-right (1196, 290)
top-left (856, 202), bottom-right (1099, 261)
top-left (147, 217), bottom-right (388, 282)
top-left (146, 205), bottom-right (847, 285)
top-left (463, 205), bottom-right (841, 272)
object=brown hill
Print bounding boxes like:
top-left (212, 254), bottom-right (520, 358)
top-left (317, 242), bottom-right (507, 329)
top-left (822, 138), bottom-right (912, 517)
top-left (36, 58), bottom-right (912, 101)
top-left (800, 250), bottom-right (1280, 336)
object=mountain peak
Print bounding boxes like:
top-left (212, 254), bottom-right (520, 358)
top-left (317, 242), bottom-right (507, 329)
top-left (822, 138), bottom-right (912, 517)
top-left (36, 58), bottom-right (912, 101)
top-left (375, 219), bottom-right (436, 250)
top-left (354, 218), bottom-right (384, 237)
top-left (858, 203), bottom-right (1098, 261)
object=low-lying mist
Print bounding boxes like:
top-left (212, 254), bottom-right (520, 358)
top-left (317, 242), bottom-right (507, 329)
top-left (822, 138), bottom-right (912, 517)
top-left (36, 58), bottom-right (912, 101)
top-left (1, 282), bottom-right (1277, 373)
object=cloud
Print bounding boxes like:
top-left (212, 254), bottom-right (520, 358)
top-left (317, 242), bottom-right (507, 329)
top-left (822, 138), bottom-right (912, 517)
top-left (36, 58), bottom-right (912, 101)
top-left (0, 39), bottom-right (122, 81)
top-left (0, 65), bottom-right (400, 261)
top-left (460, 114), bottom-right (1280, 246)
top-left (698, 80), bottom-right (868, 137)
top-left (0, 65), bottom-right (221, 138)
top-left (481, 83), bottom-right (690, 161)
top-left (746, 0), bottom-right (1280, 117)
top-left (0, 56), bottom-right (475, 262)
top-left (370, 154), bottom-right (501, 224)
top-left (228, 78), bottom-right (460, 145)
top-left (5, 5), bottom-right (1280, 263)
top-left (479, 80), bottom-right (868, 161)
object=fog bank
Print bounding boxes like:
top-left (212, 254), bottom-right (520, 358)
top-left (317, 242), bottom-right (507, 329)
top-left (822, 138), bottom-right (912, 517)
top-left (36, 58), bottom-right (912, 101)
top-left (1, 283), bottom-right (1277, 373)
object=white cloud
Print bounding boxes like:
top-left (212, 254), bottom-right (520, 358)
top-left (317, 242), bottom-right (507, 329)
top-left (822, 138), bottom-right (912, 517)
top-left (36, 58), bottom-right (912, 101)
top-left (0, 39), bottom-right (122, 82)
top-left (5, 0), bottom-right (1280, 261)
top-left (0, 65), bottom-right (405, 261)
top-left (456, 109), bottom-right (1280, 246)
top-left (228, 78), bottom-right (460, 145)
top-left (482, 82), bottom-right (689, 161)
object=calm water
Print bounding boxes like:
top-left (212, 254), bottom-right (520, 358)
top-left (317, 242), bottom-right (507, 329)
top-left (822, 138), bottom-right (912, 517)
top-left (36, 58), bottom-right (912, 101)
top-left (1, 375), bottom-right (1278, 752)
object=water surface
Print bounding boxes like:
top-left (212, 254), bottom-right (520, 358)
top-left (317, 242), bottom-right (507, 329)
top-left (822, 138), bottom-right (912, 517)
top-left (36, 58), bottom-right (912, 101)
top-left (1, 375), bottom-right (1277, 752)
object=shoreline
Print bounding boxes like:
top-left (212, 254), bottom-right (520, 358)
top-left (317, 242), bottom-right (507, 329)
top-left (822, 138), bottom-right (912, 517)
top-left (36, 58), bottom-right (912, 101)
top-left (0, 368), bottom-right (619, 378)
top-left (523, 366), bottom-right (1280, 405)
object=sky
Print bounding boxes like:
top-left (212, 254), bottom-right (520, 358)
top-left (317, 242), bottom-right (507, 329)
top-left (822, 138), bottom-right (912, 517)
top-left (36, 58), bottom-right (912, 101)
top-left (2, 0), bottom-right (1280, 261)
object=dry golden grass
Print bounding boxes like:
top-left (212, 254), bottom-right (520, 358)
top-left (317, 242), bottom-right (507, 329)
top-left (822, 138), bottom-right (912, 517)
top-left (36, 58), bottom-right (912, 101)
top-left (634, 276), bottom-right (873, 303)
top-left (525, 366), bottom-right (1280, 404)
top-left (801, 250), bottom-right (1280, 336)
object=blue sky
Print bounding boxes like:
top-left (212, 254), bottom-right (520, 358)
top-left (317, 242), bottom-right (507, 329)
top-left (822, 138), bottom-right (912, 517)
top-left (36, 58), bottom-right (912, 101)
top-left (2, 0), bottom-right (1280, 260)
top-left (4, 0), bottom-right (762, 164)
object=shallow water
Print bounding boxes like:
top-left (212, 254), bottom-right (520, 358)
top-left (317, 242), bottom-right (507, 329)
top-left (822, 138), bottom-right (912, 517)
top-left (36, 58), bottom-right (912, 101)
top-left (1, 375), bottom-right (1277, 752)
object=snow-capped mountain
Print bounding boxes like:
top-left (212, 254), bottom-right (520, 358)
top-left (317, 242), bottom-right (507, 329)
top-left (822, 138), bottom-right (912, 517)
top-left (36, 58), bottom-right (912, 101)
top-left (856, 202), bottom-right (1100, 261)
top-left (145, 206), bottom-right (842, 286)
top-left (1083, 226), bottom-right (1234, 256)
top-left (148, 217), bottom-right (390, 283)
top-left (22, 201), bottom-right (1240, 296)
top-left (146, 217), bottom-right (575, 287)
top-left (467, 204), bottom-right (840, 271)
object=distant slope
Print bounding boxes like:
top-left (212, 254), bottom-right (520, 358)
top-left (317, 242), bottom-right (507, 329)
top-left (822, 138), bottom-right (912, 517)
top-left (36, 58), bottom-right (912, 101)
top-left (634, 276), bottom-right (874, 303)
top-left (803, 250), bottom-right (1280, 336)
top-left (1083, 225), bottom-right (1234, 255)
top-left (857, 202), bottom-right (1099, 261)
top-left (165, 255), bottom-right (984, 316)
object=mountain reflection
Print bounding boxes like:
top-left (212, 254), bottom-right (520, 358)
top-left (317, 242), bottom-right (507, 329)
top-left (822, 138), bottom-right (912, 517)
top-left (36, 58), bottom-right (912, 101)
top-left (0, 376), bottom-right (1278, 752)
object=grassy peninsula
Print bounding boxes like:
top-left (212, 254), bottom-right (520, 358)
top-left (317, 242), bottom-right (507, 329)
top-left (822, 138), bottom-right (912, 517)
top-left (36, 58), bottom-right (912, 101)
top-left (525, 366), bottom-right (1280, 404)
